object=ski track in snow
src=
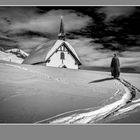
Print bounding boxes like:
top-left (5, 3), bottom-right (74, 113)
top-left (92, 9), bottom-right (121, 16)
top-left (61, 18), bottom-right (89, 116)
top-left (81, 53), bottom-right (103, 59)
top-left (34, 89), bottom-right (121, 124)
top-left (37, 79), bottom-right (140, 124)
top-left (114, 102), bottom-right (140, 117)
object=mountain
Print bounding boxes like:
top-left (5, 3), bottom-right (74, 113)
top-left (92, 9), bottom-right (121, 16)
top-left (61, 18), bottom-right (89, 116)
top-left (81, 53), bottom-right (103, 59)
top-left (0, 50), bottom-right (23, 63)
top-left (5, 48), bottom-right (29, 59)
top-left (0, 48), bottom-right (29, 63)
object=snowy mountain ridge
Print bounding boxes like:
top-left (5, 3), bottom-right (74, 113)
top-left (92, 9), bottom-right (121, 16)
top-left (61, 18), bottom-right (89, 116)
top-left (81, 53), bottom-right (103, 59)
top-left (5, 48), bottom-right (29, 59)
top-left (0, 50), bottom-right (23, 63)
top-left (0, 48), bottom-right (29, 64)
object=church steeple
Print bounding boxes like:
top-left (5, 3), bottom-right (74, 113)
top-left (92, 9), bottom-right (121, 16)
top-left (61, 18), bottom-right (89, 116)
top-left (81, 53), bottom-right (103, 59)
top-left (58, 16), bottom-right (65, 40)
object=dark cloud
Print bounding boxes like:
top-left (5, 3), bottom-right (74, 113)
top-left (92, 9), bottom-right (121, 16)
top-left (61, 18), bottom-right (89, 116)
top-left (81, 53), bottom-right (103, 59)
top-left (0, 6), bottom-right (140, 67)
top-left (10, 9), bottom-right (92, 35)
top-left (97, 6), bottom-right (136, 22)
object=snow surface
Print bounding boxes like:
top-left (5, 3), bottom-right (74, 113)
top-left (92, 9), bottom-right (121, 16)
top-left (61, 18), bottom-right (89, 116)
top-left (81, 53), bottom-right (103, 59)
top-left (40, 78), bottom-right (140, 124)
top-left (0, 61), bottom-right (140, 123)
top-left (0, 61), bottom-right (124, 123)
top-left (41, 80), bottom-right (131, 124)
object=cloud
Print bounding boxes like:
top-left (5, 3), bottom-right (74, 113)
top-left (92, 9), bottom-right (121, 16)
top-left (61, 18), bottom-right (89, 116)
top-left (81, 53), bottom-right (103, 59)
top-left (17, 37), bottom-right (47, 53)
top-left (0, 7), bottom-right (92, 54)
top-left (68, 38), bottom-right (140, 68)
top-left (98, 6), bottom-right (136, 22)
top-left (10, 9), bottom-right (92, 35)
top-left (119, 51), bottom-right (140, 67)
top-left (0, 7), bottom-right (140, 68)
top-left (68, 38), bottom-right (113, 66)
top-left (0, 7), bottom-right (39, 32)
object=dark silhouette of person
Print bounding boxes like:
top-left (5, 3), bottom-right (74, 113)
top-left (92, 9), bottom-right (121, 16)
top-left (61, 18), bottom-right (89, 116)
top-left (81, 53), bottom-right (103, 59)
top-left (110, 53), bottom-right (120, 79)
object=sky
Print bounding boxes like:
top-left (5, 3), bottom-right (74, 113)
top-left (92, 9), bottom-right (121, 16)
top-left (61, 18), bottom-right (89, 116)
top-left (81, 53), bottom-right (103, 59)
top-left (0, 6), bottom-right (140, 67)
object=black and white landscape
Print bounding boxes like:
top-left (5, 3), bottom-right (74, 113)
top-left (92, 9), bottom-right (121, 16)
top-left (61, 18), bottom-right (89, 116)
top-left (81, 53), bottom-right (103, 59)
top-left (0, 6), bottom-right (140, 124)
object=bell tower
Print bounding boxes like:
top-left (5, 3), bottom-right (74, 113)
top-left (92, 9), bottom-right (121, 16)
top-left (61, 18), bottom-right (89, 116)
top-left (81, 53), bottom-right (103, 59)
top-left (58, 16), bottom-right (66, 40)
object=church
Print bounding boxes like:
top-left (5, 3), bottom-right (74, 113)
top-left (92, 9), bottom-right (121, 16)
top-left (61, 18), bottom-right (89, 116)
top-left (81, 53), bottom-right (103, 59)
top-left (23, 17), bottom-right (82, 69)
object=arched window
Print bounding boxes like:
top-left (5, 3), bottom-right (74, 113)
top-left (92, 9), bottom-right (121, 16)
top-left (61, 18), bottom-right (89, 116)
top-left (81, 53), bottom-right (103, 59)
top-left (60, 52), bottom-right (65, 60)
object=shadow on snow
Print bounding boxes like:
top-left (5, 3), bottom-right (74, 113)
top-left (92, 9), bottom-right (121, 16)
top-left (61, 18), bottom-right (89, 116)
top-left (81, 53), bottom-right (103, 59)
top-left (88, 77), bottom-right (114, 84)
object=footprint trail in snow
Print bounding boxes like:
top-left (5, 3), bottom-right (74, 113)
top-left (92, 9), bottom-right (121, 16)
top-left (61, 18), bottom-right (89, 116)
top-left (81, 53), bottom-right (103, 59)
top-left (40, 78), bottom-right (140, 124)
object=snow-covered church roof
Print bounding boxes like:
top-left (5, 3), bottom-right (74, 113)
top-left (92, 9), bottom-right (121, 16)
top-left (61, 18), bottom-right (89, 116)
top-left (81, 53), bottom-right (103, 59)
top-left (23, 16), bottom-right (82, 65)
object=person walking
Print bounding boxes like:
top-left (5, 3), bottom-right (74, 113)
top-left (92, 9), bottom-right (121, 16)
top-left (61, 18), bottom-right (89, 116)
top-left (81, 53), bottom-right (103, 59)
top-left (110, 53), bottom-right (120, 79)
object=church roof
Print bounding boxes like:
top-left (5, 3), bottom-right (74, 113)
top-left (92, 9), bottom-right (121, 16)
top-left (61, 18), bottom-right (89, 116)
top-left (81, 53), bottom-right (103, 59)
top-left (23, 39), bottom-right (82, 65)
top-left (23, 40), bottom-right (56, 64)
top-left (23, 16), bottom-right (82, 65)
top-left (58, 16), bottom-right (65, 40)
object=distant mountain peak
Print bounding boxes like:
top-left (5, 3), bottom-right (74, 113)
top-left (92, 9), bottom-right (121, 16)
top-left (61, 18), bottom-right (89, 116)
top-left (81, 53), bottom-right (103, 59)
top-left (5, 48), bottom-right (29, 59)
top-left (0, 50), bottom-right (23, 64)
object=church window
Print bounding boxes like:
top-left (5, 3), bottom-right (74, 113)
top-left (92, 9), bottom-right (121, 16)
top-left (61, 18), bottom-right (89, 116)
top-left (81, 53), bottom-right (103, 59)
top-left (60, 52), bottom-right (65, 60)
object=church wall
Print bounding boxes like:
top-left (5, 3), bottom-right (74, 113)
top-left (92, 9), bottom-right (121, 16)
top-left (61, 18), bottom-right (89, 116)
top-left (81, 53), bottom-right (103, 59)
top-left (46, 50), bottom-right (78, 69)
top-left (63, 52), bottom-right (78, 69)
